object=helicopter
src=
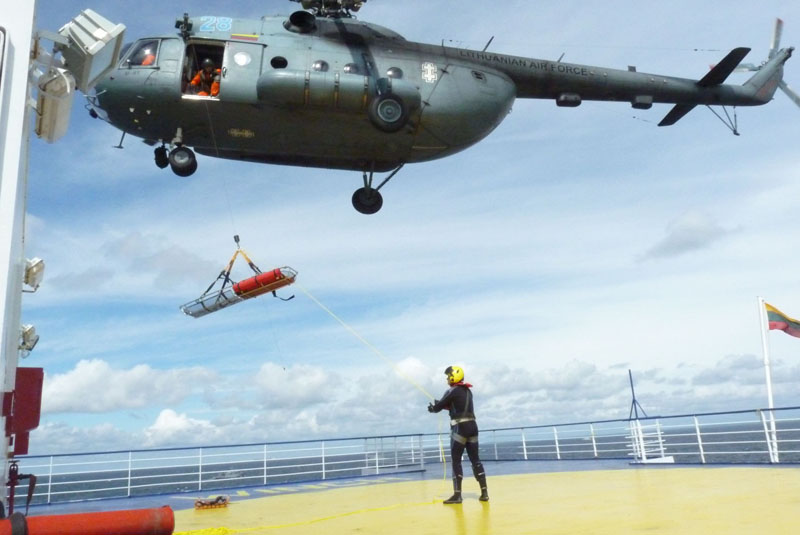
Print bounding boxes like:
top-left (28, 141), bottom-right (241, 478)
top-left (88, 0), bottom-right (798, 214)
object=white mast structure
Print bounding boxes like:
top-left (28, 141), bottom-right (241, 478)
top-left (757, 296), bottom-right (779, 463)
top-left (0, 3), bottom-right (124, 511)
top-left (0, 4), bottom-right (39, 514)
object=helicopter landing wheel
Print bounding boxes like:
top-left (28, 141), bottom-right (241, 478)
top-left (352, 187), bottom-right (383, 214)
top-left (154, 146), bottom-right (169, 169)
top-left (169, 146), bottom-right (197, 177)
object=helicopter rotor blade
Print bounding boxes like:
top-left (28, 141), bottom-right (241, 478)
top-left (779, 80), bottom-right (800, 108)
top-left (769, 18), bottom-right (784, 60)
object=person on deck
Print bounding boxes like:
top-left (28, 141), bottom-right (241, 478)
top-left (428, 365), bottom-right (489, 504)
top-left (190, 58), bottom-right (220, 97)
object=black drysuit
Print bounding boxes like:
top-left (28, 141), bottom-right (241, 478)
top-left (429, 383), bottom-right (487, 495)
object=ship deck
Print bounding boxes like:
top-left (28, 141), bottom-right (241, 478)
top-left (26, 460), bottom-right (799, 534)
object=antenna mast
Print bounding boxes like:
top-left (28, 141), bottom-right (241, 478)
top-left (628, 369), bottom-right (647, 419)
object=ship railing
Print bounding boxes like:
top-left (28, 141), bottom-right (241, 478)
top-left (10, 405), bottom-right (800, 506)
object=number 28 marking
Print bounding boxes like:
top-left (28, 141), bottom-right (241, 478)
top-left (199, 16), bottom-right (233, 32)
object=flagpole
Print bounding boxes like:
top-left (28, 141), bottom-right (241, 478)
top-left (757, 296), bottom-right (779, 462)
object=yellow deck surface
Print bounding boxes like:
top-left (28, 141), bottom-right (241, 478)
top-left (173, 467), bottom-right (799, 534)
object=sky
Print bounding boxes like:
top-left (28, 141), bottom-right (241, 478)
top-left (18, 0), bottom-right (800, 454)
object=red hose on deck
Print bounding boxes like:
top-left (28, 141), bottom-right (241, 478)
top-left (0, 506), bottom-right (174, 535)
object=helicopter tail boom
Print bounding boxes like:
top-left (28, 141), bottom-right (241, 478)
top-left (658, 47), bottom-right (749, 127)
top-left (658, 46), bottom-right (793, 127)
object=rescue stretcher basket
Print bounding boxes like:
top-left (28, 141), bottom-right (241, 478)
top-left (180, 266), bottom-right (298, 318)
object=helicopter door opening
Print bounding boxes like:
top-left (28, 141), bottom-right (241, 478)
top-left (183, 41), bottom-right (225, 99)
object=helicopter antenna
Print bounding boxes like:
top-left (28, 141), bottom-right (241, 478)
top-left (175, 13), bottom-right (192, 39)
top-left (290, 0), bottom-right (366, 18)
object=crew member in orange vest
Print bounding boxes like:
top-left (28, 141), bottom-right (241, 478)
top-left (190, 58), bottom-right (221, 96)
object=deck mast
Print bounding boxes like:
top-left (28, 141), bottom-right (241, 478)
top-left (0, 1), bottom-right (38, 513)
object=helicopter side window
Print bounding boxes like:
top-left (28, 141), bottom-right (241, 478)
top-left (270, 57), bottom-right (288, 69)
top-left (343, 63), bottom-right (360, 74)
top-left (123, 39), bottom-right (160, 68)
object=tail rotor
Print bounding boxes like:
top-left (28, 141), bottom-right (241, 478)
top-left (736, 18), bottom-right (800, 107)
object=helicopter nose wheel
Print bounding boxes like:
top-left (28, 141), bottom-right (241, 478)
top-left (154, 145), bottom-right (169, 169)
top-left (168, 146), bottom-right (198, 177)
top-left (352, 187), bottom-right (383, 214)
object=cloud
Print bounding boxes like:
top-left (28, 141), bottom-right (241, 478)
top-left (641, 211), bottom-right (738, 260)
top-left (254, 362), bottom-right (340, 408)
top-left (143, 409), bottom-right (227, 448)
top-left (43, 359), bottom-right (218, 413)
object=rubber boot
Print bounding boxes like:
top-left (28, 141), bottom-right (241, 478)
top-left (443, 476), bottom-right (462, 504)
top-left (476, 471), bottom-right (489, 502)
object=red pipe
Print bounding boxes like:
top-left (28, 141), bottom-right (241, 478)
top-left (0, 506), bottom-right (174, 535)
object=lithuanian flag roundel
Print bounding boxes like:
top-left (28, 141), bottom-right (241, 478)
top-left (765, 303), bottom-right (800, 338)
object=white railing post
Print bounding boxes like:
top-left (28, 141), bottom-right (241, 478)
top-left (637, 421), bottom-right (647, 462)
top-left (263, 443), bottom-right (268, 485)
top-left (656, 420), bottom-right (666, 458)
top-left (47, 456), bottom-right (53, 505)
top-left (589, 424), bottom-right (598, 458)
top-left (759, 410), bottom-right (778, 463)
top-left (198, 448), bottom-right (203, 491)
top-left (418, 435), bottom-right (424, 469)
top-left (375, 444), bottom-right (379, 474)
top-left (127, 451), bottom-right (132, 497)
top-left (493, 430), bottom-right (498, 460)
top-left (553, 428), bottom-right (561, 460)
top-left (394, 436), bottom-right (398, 469)
top-left (693, 416), bottom-right (706, 464)
top-left (769, 410), bottom-right (780, 463)
top-left (321, 442), bottom-right (326, 480)
top-left (521, 429), bottom-right (528, 460)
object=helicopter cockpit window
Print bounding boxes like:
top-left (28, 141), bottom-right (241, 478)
top-left (123, 39), bottom-right (160, 68)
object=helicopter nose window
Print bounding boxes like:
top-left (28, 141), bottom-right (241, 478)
top-left (386, 67), bottom-right (403, 79)
top-left (343, 63), bottom-right (360, 74)
top-left (123, 39), bottom-right (160, 67)
top-left (271, 56), bottom-right (288, 69)
top-left (312, 60), bottom-right (329, 72)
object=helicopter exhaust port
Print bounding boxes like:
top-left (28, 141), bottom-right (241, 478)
top-left (284, 10), bottom-right (316, 33)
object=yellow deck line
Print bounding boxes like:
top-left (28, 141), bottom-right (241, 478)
top-left (173, 467), bottom-right (800, 534)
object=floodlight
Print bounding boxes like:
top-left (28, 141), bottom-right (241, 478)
top-left (24, 258), bottom-right (45, 291)
top-left (35, 68), bottom-right (75, 143)
top-left (57, 9), bottom-right (125, 93)
top-left (19, 324), bottom-right (39, 356)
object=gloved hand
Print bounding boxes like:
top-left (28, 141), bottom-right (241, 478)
top-left (427, 402), bottom-right (436, 413)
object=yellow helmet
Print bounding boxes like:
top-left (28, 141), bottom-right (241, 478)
top-left (444, 365), bottom-right (464, 385)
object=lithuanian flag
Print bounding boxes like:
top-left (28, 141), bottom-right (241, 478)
top-left (765, 302), bottom-right (800, 338)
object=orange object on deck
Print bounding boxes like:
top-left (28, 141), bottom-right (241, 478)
top-left (233, 268), bottom-right (295, 299)
top-left (0, 506), bottom-right (174, 535)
